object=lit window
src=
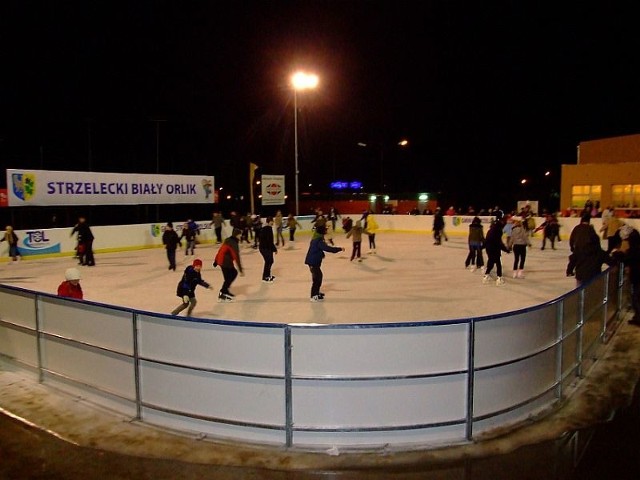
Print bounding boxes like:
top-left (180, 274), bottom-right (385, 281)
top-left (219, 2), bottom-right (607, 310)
top-left (571, 185), bottom-right (601, 208)
top-left (612, 184), bottom-right (640, 208)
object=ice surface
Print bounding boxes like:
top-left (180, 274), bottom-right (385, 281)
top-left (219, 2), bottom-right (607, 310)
top-left (0, 231), bottom-right (583, 325)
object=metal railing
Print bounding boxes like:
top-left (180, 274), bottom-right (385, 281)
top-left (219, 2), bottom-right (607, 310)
top-left (0, 265), bottom-right (628, 449)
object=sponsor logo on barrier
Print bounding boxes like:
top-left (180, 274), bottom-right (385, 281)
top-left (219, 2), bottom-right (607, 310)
top-left (20, 230), bottom-right (61, 256)
top-left (151, 225), bottom-right (162, 237)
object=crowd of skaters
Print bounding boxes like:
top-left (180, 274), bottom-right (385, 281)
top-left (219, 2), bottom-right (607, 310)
top-left (2, 202), bottom-right (635, 327)
top-left (157, 206), bottom-right (387, 311)
top-left (460, 203), bottom-right (639, 327)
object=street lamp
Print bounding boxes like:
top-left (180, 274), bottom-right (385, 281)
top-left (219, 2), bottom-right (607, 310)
top-left (291, 71), bottom-right (319, 215)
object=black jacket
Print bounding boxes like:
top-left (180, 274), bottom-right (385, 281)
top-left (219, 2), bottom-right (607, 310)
top-left (176, 266), bottom-right (210, 298)
top-left (162, 229), bottom-right (180, 251)
top-left (484, 222), bottom-right (509, 254)
top-left (259, 225), bottom-right (277, 253)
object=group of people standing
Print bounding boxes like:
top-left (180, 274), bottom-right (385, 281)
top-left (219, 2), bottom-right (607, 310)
top-left (461, 208), bottom-right (639, 327)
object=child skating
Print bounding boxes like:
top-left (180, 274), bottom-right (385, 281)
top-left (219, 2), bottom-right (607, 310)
top-left (483, 215), bottom-right (511, 286)
top-left (304, 224), bottom-right (344, 301)
top-left (171, 259), bottom-right (213, 316)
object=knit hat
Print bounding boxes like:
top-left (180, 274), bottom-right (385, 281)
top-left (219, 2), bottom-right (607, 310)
top-left (232, 228), bottom-right (242, 237)
top-left (192, 259), bottom-right (203, 267)
top-left (65, 268), bottom-right (81, 281)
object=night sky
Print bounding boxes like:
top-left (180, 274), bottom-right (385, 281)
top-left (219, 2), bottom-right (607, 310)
top-left (2, 1), bottom-right (640, 211)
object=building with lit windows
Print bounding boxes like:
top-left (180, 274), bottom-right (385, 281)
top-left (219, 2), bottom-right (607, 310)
top-left (561, 133), bottom-right (640, 217)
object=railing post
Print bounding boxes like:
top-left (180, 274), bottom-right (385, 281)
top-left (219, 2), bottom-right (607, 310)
top-left (577, 289), bottom-right (585, 378)
top-left (618, 263), bottom-right (625, 322)
top-left (555, 300), bottom-right (564, 399)
top-left (35, 293), bottom-right (44, 384)
top-left (284, 326), bottom-right (293, 447)
top-left (465, 319), bottom-right (476, 441)
top-left (132, 312), bottom-right (142, 420)
top-left (602, 270), bottom-right (610, 340)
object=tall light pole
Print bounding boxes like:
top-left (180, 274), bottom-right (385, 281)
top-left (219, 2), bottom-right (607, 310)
top-left (291, 71), bottom-right (319, 215)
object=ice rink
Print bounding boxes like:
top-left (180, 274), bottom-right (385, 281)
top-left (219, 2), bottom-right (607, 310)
top-left (0, 230), bottom-right (581, 324)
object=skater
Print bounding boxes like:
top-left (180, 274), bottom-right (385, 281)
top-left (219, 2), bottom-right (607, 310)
top-left (162, 222), bottom-right (180, 271)
top-left (503, 215), bottom-right (514, 246)
top-left (57, 268), bottom-right (83, 299)
top-left (342, 216), bottom-right (353, 234)
top-left (210, 212), bottom-right (225, 244)
top-left (432, 207), bottom-right (445, 245)
top-left (1, 225), bottom-right (20, 261)
top-left (363, 212), bottom-right (379, 253)
top-left (535, 214), bottom-right (560, 250)
top-left (569, 212), bottom-right (611, 286)
top-left (311, 209), bottom-right (327, 232)
top-left (508, 217), bottom-right (531, 278)
top-left (346, 219), bottom-right (363, 262)
top-left (274, 210), bottom-right (285, 246)
top-left (601, 213), bottom-right (624, 254)
top-left (171, 259), bottom-right (213, 317)
top-left (179, 220), bottom-right (200, 255)
top-left (304, 224), bottom-right (344, 302)
top-left (242, 213), bottom-right (253, 244)
top-left (483, 215), bottom-right (511, 286)
top-left (612, 229), bottom-right (640, 326)
top-left (259, 216), bottom-right (277, 282)
top-left (286, 214), bottom-right (301, 242)
top-left (251, 214), bottom-right (262, 249)
top-left (214, 228), bottom-right (244, 302)
top-left (328, 207), bottom-right (341, 232)
top-left (71, 216), bottom-right (95, 266)
top-left (464, 216), bottom-right (485, 271)
top-left (325, 219), bottom-right (335, 246)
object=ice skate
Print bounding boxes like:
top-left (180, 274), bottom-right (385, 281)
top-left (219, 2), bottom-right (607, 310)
top-left (512, 271), bottom-right (518, 278)
top-left (467, 265), bottom-right (476, 272)
top-left (495, 277), bottom-right (505, 286)
top-left (218, 292), bottom-right (234, 303)
top-left (262, 276), bottom-right (275, 283)
top-left (482, 274), bottom-right (492, 284)
top-left (517, 270), bottom-right (525, 279)
top-left (310, 295), bottom-right (324, 302)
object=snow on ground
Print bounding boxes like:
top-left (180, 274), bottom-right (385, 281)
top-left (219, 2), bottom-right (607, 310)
top-left (0, 231), bottom-right (581, 325)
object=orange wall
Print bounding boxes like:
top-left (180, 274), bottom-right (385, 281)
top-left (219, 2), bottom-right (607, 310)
top-left (579, 133), bottom-right (640, 164)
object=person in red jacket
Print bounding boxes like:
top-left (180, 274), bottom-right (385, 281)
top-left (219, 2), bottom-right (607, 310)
top-left (57, 268), bottom-right (83, 299)
top-left (214, 228), bottom-right (244, 302)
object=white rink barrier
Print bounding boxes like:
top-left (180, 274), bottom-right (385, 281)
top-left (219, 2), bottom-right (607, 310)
top-left (3, 215), bottom-right (638, 260)
top-left (0, 266), bottom-right (628, 450)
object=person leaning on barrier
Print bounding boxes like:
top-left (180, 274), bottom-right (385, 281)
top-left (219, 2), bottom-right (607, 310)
top-left (569, 212), bottom-right (614, 285)
top-left (611, 228), bottom-right (640, 326)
